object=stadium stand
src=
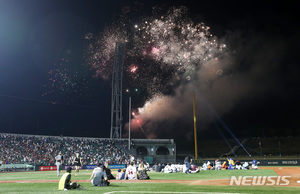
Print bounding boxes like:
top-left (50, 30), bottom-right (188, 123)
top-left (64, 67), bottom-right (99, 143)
top-left (0, 133), bottom-right (131, 168)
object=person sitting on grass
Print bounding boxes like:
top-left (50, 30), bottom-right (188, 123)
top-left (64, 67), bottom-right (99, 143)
top-left (207, 161), bottom-right (212, 170)
top-left (235, 160), bottom-right (242, 170)
top-left (200, 162), bottom-right (208, 171)
top-left (215, 159), bottom-right (222, 170)
top-left (221, 161), bottom-right (227, 170)
top-left (120, 169), bottom-right (126, 180)
top-left (190, 164), bottom-right (199, 173)
top-left (137, 161), bottom-right (150, 179)
top-left (58, 167), bottom-right (80, 190)
top-left (171, 164), bottom-right (178, 173)
top-left (104, 162), bottom-right (115, 180)
top-left (138, 160), bottom-right (146, 171)
top-left (242, 162), bottom-right (249, 170)
top-left (124, 162), bottom-right (137, 180)
top-left (89, 163), bottom-right (102, 181)
top-left (251, 159), bottom-right (259, 170)
top-left (116, 169), bottom-right (123, 180)
top-left (227, 158), bottom-right (235, 170)
top-left (90, 164), bottom-right (109, 186)
top-left (163, 163), bottom-right (172, 173)
top-left (138, 168), bottom-right (150, 180)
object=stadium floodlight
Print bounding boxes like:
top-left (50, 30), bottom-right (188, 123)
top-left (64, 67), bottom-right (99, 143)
top-left (110, 42), bottom-right (125, 139)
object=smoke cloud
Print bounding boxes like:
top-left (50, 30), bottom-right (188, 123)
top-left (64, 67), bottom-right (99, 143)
top-left (126, 29), bottom-right (290, 140)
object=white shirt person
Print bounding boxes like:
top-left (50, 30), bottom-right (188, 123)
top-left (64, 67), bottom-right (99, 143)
top-left (124, 162), bottom-right (137, 180)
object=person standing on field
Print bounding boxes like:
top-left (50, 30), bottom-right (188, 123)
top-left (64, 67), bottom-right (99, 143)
top-left (55, 151), bottom-right (63, 176)
top-left (73, 152), bottom-right (82, 176)
top-left (184, 156), bottom-right (191, 174)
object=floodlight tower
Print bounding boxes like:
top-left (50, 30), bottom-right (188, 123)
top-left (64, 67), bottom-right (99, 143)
top-left (110, 42), bottom-right (125, 139)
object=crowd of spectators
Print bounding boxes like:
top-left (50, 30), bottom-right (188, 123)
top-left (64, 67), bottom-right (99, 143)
top-left (0, 133), bottom-right (131, 166)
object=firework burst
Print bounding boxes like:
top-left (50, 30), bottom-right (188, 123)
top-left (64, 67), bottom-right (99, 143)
top-left (43, 57), bottom-right (92, 104)
top-left (85, 6), bottom-right (228, 138)
top-left (86, 6), bottom-right (225, 97)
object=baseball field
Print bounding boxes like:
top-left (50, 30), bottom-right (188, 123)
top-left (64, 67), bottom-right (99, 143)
top-left (0, 167), bottom-right (300, 193)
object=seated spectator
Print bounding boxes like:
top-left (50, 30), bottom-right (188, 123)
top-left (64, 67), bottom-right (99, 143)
top-left (120, 169), bottom-right (126, 180)
top-left (170, 164), bottom-right (178, 173)
top-left (104, 163), bottom-right (115, 180)
top-left (215, 159), bottom-right (222, 170)
top-left (138, 169), bottom-right (150, 180)
top-left (124, 162), bottom-right (137, 180)
top-left (207, 162), bottom-right (212, 170)
top-left (0, 133), bottom-right (131, 167)
top-left (221, 161), bottom-right (227, 170)
top-left (200, 162), bottom-right (208, 171)
top-left (89, 163), bottom-right (102, 181)
top-left (155, 163), bottom-right (162, 172)
top-left (251, 159), bottom-right (259, 170)
top-left (235, 160), bottom-right (242, 170)
top-left (190, 164), bottom-right (199, 173)
top-left (163, 163), bottom-right (172, 173)
top-left (138, 161), bottom-right (145, 171)
top-left (116, 169), bottom-right (123, 180)
top-left (58, 167), bottom-right (80, 190)
top-left (243, 162), bottom-right (249, 170)
top-left (227, 158), bottom-right (235, 170)
top-left (90, 165), bottom-right (109, 186)
top-left (144, 161), bottom-right (150, 171)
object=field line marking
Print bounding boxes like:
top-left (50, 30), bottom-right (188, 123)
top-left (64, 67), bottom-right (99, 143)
top-left (103, 191), bottom-right (247, 194)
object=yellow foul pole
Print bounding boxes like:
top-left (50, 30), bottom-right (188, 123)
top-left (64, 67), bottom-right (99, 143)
top-left (193, 92), bottom-right (198, 159)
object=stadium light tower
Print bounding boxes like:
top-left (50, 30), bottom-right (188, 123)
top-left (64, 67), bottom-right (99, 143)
top-left (110, 42), bottom-right (125, 139)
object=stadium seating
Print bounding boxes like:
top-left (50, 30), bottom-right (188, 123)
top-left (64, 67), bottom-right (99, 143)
top-left (0, 133), bottom-right (131, 167)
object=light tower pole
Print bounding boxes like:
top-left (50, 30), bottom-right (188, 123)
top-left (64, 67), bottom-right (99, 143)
top-left (193, 91), bottom-right (198, 159)
top-left (128, 97), bottom-right (131, 149)
top-left (110, 42), bottom-right (125, 139)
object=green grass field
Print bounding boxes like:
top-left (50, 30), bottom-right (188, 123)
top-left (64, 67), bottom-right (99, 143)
top-left (0, 169), bottom-right (299, 194)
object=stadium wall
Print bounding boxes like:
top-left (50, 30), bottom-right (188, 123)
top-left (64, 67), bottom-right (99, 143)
top-left (133, 139), bottom-right (176, 164)
top-left (192, 158), bottom-right (300, 166)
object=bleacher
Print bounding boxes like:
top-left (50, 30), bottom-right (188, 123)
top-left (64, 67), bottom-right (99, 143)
top-left (0, 133), bottom-right (132, 169)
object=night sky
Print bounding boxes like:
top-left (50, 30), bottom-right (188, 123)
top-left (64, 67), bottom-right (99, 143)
top-left (0, 0), bottom-right (299, 148)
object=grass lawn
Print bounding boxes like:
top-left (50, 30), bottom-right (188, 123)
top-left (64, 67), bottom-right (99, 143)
top-left (0, 169), bottom-right (298, 193)
top-left (147, 169), bottom-right (277, 180)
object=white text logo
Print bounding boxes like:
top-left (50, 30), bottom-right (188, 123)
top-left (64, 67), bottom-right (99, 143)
top-left (229, 176), bottom-right (291, 186)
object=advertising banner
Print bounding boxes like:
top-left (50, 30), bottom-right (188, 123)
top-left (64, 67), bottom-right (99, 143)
top-left (259, 159), bottom-right (299, 166)
top-left (39, 166), bottom-right (57, 171)
top-left (195, 159), bottom-right (300, 166)
top-left (63, 165), bottom-right (82, 170)
top-left (85, 164), bottom-right (126, 169)
top-left (85, 165), bottom-right (97, 169)
top-left (109, 164), bottom-right (126, 169)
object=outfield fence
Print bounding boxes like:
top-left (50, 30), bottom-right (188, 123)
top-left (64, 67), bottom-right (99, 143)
top-left (192, 158), bottom-right (300, 166)
top-left (0, 164), bottom-right (34, 172)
